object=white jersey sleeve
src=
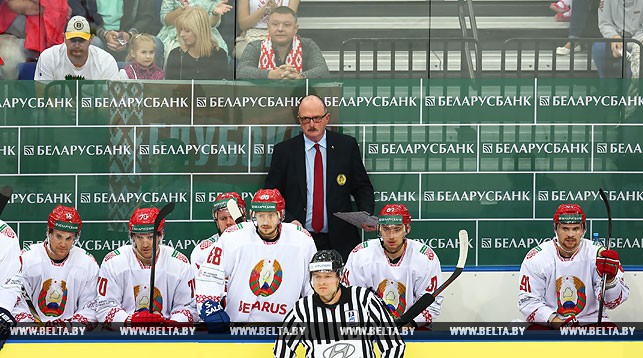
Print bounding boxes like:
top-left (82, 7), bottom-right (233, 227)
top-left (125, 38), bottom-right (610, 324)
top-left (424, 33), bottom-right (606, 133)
top-left (95, 250), bottom-right (131, 327)
top-left (411, 244), bottom-right (443, 324)
top-left (342, 243), bottom-right (369, 287)
top-left (69, 253), bottom-right (99, 327)
top-left (0, 221), bottom-right (21, 286)
top-left (190, 233), bottom-right (220, 275)
top-left (167, 252), bottom-right (196, 323)
top-left (0, 221), bottom-right (21, 311)
top-left (595, 248), bottom-right (629, 310)
top-left (195, 241), bottom-right (229, 315)
top-left (517, 245), bottom-right (557, 323)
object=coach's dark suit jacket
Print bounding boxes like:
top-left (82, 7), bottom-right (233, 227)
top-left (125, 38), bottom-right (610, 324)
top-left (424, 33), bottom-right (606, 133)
top-left (265, 130), bottom-right (375, 260)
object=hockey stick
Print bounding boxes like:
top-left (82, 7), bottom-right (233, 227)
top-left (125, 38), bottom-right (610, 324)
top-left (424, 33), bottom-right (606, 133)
top-left (149, 202), bottom-right (175, 312)
top-left (226, 199), bottom-right (245, 224)
top-left (395, 230), bottom-right (469, 327)
top-left (21, 286), bottom-right (44, 327)
top-left (597, 188), bottom-right (612, 325)
top-left (0, 186), bottom-right (13, 216)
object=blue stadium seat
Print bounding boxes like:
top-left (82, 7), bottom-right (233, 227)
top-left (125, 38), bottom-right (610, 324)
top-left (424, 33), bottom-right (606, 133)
top-left (17, 62), bottom-right (36, 80)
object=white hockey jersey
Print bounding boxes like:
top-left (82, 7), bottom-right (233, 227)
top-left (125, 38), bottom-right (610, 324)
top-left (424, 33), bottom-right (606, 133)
top-left (342, 239), bottom-right (443, 325)
top-left (95, 244), bottom-right (196, 328)
top-left (190, 233), bottom-right (220, 275)
top-left (0, 220), bottom-right (20, 285)
top-left (196, 222), bottom-right (317, 322)
top-left (518, 238), bottom-right (629, 324)
top-left (0, 241), bottom-right (99, 327)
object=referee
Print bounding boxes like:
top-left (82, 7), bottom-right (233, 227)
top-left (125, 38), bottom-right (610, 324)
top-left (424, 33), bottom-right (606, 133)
top-left (274, 250), bottom-right (405, 358)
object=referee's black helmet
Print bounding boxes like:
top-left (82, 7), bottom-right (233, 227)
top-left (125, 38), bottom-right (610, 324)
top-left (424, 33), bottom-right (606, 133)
top-left (309, 249), bottom-right (344, 278)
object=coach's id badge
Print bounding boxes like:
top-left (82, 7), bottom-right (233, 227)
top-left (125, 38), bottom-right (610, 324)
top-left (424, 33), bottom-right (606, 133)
top-left (337, 174), bottom-right (346, 186)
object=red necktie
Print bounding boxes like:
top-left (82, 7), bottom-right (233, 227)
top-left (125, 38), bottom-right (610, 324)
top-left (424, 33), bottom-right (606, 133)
top-left (312, 143), bottom-right (324, 233)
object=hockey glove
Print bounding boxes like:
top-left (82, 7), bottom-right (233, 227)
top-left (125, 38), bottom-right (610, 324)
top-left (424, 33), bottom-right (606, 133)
top-left (560, 315), bottom-right (579, 329)
top-left (131, 310), bottom-right (165, 327)
top-left (0, 306), bottom-right (16, 345)
top-left (200, 300), bottom-right (230, 333)
top-left (45, 318), bottom-right (71, 328)
top-left (596, 249), bottom-right (620, 280)
top-left (163, 319), bottom-right (190, 328)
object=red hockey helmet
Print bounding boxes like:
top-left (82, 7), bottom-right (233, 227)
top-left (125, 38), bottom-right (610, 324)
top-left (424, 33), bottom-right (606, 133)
top-left (47, 205), bottom-right (82, 234)
top-left (553, 204), bottom-right (586, 226)
top-left (212, 192), bottom-right (246, 218)
top-left (378, 204), bottom-right (411, 227)
top-left (129, 207), bottom-right (164, 234)
top-left (251, 189), bottom-right (286, 218)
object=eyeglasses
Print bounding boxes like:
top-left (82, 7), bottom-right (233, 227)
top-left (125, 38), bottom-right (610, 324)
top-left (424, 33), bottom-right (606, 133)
top-left (298, 113), bottom-right (328, 124)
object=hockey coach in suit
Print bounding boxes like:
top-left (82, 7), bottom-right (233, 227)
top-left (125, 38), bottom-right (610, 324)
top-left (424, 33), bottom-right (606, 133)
top-left (265, 94), bottom-right (375, 261)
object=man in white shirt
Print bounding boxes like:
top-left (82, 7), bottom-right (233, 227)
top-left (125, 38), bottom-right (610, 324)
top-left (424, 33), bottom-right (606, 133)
top-left (35, 15), bottom-right (119, 80)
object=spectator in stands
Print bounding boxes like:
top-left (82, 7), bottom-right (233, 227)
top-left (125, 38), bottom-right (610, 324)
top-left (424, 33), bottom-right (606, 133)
top-left (157, 0), bottom-right (232, 65)
top-left (237, 6), bottom-right (329, 79)
top-left (234, 0), bottom-right (299, 58)
top-left (118, 33), bottom-right (165, 80)
top-left (0, 0), bottom-right (69, 79)
top-left (550, 0), bottom-right (572, 22)
top-left (592, 0), bottom-right (643, 78)
top-left (556, 0), bottom-right (600, 56)
top-left (165, 6), bottom-right (231, 80)
top-left (95, 0), bottom-right (164, 67)
top-left (68, 0), bottom-right (102, 31)
top-left (34, 15), bottom-right (119, 80)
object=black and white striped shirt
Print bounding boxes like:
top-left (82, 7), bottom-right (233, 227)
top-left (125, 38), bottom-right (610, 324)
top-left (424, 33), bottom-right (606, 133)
top-left (274, 285), bottom-right (405, 358)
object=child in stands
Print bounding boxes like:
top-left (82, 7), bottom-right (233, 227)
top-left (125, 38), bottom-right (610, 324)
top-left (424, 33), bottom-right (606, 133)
top-left (119, 34), bottom-right (165, 80)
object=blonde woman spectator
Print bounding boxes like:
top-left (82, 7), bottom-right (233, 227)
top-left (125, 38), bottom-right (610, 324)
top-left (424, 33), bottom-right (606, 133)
top-left (165, 6), bottom-right (231, 79)
top-left (234, 0), bottom-right (299, 58)
top-left (157, 0), bottom-right (232, 64)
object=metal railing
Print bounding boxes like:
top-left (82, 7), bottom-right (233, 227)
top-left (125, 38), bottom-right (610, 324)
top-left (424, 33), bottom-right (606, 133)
top-left (339, 37), bottom-right (480, 79)
top-left (501, 37), bottom-right (643, 78)
top-left (338, 0), bottom-right (481, 79)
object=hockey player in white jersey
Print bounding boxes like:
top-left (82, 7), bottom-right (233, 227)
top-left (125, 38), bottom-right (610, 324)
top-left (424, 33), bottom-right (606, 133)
top-left (95, 207), bottom-right (196, 328)
top-left (274, 249), bottom-right (405, 358)
top-left (190, 192), bottom-right (247, 274)
top-left (0, 220), bottom-right (20, 285)
top-left (196, 188), bottom-right (317, 329)
top-left (342, 204), bottom-right (443, 327)
top-left (0, 220), bottom-right (19, 349)
top-left (0, 205), bottom-right (98, 329)
top-left (518, 203), bottom-right (629, 329)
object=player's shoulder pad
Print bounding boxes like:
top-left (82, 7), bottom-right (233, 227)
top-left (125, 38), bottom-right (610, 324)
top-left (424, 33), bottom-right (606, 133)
top-left (102, 248), bottom-right (123, 264)
top-left (72, 246), bottom-right (97, 263)
top-left (351, 241), bottom-right (369, 253)
top-left (84, 251), bottom-right (98, 264)
top-left (170, 249), bottom-right (190, 264)
top-left (418, 242), bottom-right (437, 261)
top-left (0, 222), bottom-right (17, 239)
top-left (293, 224), bottom-right (312, 238)
top-left (198, 237), bottom-right (217, 250)
top-left (223, 222), bottom-right (245, 233)
top-left (524, 245), bottom-right (543, 260)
